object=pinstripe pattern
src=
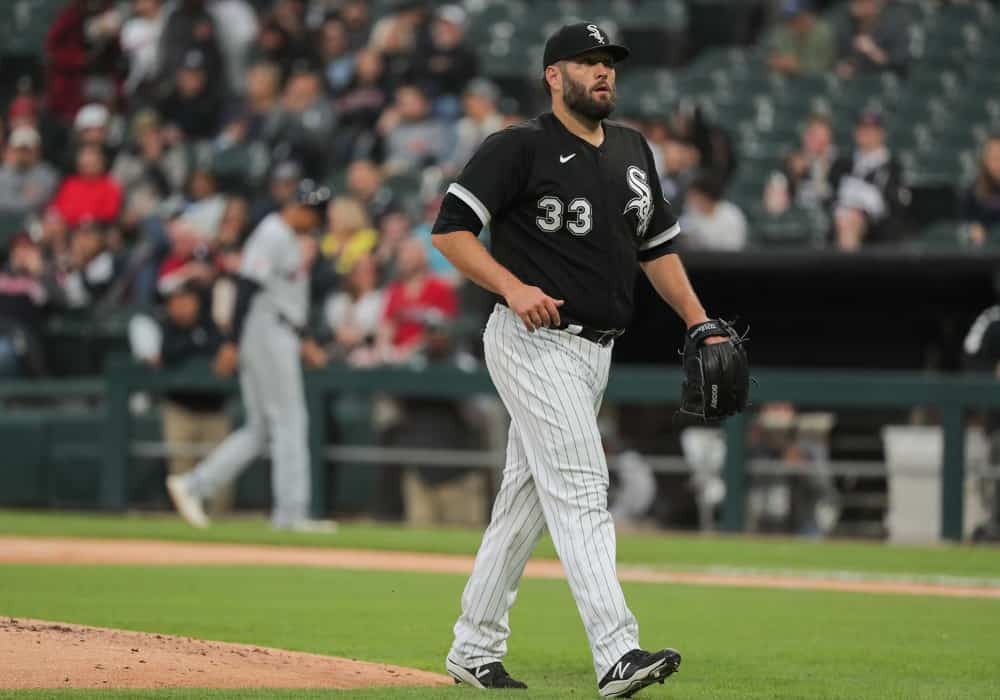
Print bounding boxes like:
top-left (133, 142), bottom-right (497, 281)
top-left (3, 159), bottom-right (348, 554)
top-left (450, 305), bottom-right (638, 681)
top-left (186, 308), bottom-right (310, 527)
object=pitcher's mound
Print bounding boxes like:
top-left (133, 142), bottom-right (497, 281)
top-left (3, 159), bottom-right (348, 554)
top-left (0, 617), bottom-right (452, 689)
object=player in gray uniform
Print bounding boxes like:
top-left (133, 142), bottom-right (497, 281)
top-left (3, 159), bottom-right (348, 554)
top-left (167, 180), bottom-right (334, 532)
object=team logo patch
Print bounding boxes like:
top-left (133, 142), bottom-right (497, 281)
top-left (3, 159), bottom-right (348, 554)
top-left (587, 24), bottom-right (606, 44)
top-left (623, 165), bottom-right (653, 237)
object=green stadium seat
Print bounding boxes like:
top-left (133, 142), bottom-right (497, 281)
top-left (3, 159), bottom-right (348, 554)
top-left (823, 77), bottom-right (896, 124)
top-left (906, 168), bottom-right (955, 189)
top-left (748, 205), bottom-right (827, 249)
top-left (782, 74), bottom-right (830, 97)
top-left (966, 69), bottom-right (1000, 99)
top-left (912, 43), bottom-right (966, 73)
top-left (481, 48), bottom-right (524, 79)
top-left (899, 0), bottom-right (935, 24)
top-left (2, 0), bottom-right (65, 56)
top-left (324, 169), bottom-right (348, 197)
top-left (727, 159), bottom-right (779, 210)
top-left (0, 211), bottom-right (27, 253)
top-left (938, 2), bottom-right (994, 26)
top-left (919, 220), bottom-right (968, 250)
top-left (618, 0), bottom-right (688, 30)
top-left (905, 70), bottom-right (961, 102)
top-left (211, 142), bottom-right (270, 190)
top-left (384, 172), bottom-right (423, 214)
top-left (736, 127), bottom-right (796, 162)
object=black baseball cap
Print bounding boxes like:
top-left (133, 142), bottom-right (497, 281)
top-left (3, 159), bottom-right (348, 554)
top-left (295, 179), bottom-right (332, 212)
top-left (543, 22), bottom-right (630, 69)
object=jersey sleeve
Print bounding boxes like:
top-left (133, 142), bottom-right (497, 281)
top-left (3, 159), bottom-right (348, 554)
top-left (240, 230), bottom-right (275, 283)
top-left (433, 127), bottom-right (528, 236)
top-left (637, 139), bottom-right (682, 262)
top-left (240, 225), bottom-right (297, 283)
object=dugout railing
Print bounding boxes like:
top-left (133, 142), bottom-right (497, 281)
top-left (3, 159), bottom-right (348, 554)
top-left (2, 358), bottom-right (998, 539)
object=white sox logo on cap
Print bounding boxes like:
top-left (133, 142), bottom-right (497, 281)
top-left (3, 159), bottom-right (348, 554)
top-left (542, 22), bottom-right (629, 67)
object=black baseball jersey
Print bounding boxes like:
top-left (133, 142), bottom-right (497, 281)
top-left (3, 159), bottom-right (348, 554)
top-left (432, 112), bottom-right (680, 330)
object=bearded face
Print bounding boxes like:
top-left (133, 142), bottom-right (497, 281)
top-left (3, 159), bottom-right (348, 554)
top-left (559, 63), bottom-right (616, 121)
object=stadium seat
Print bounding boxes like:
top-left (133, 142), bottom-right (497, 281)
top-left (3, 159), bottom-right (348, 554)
top-left (617, 0), bottom-right (688, 30)
top-left (748, 205), bottom-right (827, 249)
top-left (726, 159), bottom-right (778, 211)
top-left (384, 172), bottom-right (423, 214)
top-left (324, 169), bottom-right (348, 197)
top-left (914, 36), bottom-right (968, 70)
top-left (919, 220), bottom-right (968, 250)
top-left (937, 1), bottom-right (995, 26)
top-left (905, 69), bottom-right (960, 103)
top-left (770, 76), bottom-right (827, 115)
top-left (480, 46), bottom-right (524, 79)
top-left (211, 142), bottom-right (270, 192)
top-left (824, 84), bottom-right (895, 126)
top-left (0, 211), bottom-right (26, 253)
top-left (3, 0), bottom-right (64, 56)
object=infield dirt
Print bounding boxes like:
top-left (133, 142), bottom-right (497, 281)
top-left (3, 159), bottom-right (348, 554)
top-left (0, 617), bottom-right (452, 690)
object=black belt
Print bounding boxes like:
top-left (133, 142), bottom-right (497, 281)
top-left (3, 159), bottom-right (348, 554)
top-left (496, 301), bottom-right (623, 346)
top-left (559, 322), bottom-right (624, 347)
top-left (277, 313), bottom-right (305, 337)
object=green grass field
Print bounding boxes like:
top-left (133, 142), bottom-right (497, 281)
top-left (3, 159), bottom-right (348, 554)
top-left (2, 510), bottom-right (1000, 699)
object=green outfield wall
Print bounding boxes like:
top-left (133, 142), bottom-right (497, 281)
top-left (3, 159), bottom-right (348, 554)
top-left (2, 357), bottom-right (999, 540)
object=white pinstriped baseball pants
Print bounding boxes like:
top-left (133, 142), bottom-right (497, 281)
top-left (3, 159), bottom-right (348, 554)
top-left (449, 304), bottom-right (639, 680)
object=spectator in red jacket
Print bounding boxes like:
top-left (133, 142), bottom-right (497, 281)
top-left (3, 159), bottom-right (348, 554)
top-left (373, 236), bottom-right (457, 365)
top-left (6, 95), bottom-right (39, 130)
top-left (49, 144), bottom-right (122, 228)
top-left (44, 0), bottom-right (121, 124)
top-left (44, 0), bottom-right (91, 123)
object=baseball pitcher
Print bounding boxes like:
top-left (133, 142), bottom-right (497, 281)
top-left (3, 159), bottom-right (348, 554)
top-left (432, 22), bottom-right (749, 697)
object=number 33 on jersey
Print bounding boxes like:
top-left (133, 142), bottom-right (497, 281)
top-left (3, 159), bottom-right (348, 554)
top-left (437, 112), bottom-right (681, 330)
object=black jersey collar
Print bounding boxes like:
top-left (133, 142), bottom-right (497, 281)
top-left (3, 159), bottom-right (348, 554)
top-left (546, 111), bottom-right (609, 151)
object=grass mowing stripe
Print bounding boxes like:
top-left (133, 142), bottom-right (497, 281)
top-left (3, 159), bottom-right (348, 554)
top-left (691, 565), bottom-right (1000, 588)
top-left (4, 537), bottom-right (999, 598)
top-left (2, 510), bottom-right (1000, 579)
top-left (2, 564), bottom-right (999, 699)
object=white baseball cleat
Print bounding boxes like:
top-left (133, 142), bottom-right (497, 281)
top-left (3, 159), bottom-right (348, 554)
top-left (166, 475), bottom-right (210, 529)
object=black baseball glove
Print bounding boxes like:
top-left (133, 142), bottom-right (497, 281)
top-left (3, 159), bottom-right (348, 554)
top-left (675, 319), bottom-right (750, 426)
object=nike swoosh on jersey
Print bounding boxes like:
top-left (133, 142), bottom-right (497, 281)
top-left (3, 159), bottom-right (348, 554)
top-left (559, 153), bottom-right (577, 163)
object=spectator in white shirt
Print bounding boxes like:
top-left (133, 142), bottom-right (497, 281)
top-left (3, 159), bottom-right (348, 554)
top-left (325, 254), bottom-right (384, 364)
top-left (681, 172), bottom-right (748, 251)
top-left (120, 0), bottom-right (168, 97)
top-left (445, 78), bottom-right (503, 175)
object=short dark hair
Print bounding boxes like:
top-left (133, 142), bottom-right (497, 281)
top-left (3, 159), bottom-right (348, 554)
top-left (396, 81), bottom-right (426, 97)
top-left (805, 112), bottom-right (831, 129)
top-left (689, 170), bottom-right (725, 202)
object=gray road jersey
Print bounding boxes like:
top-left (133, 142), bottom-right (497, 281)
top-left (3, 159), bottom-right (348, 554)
top-left (240, 212), bottom-right (308, 328)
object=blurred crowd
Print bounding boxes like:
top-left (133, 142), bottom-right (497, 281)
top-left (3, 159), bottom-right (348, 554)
top-left (1, 0), bottom-right (999, 381)
top-left (674, 0), bottom-right (1000, 252)
top-left (1, 0), bottom-right (513, 380)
